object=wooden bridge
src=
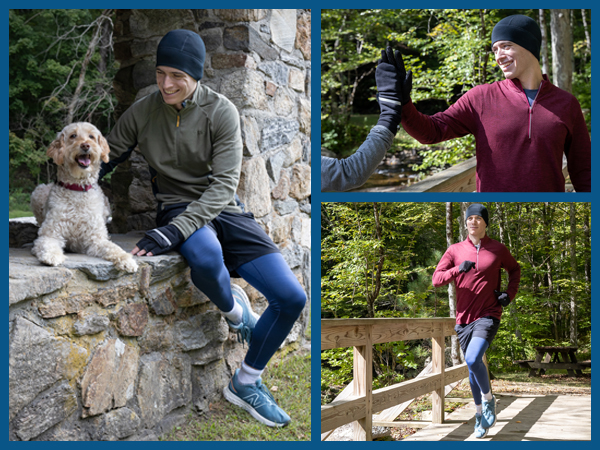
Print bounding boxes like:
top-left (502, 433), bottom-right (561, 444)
top-left (321, 318), bottom-right (469, 441)
top-left (321, 317), bottom-right (591, 441)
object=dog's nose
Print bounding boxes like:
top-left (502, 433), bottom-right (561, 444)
top-left (80, 142), bottom-right (90, 152)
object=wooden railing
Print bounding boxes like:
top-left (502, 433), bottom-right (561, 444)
top-left (321, 318), bottom-right (469, 441)
top-left (357, 155), bottom-right (571, 192)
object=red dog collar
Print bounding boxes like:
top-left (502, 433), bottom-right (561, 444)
top-left (58, 181), bottom-right (93, 192)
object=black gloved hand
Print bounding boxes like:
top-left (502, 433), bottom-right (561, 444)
top-left (135, 224), bottom-right (184, 256)
top-left (375, 47), bottom-right (404, 134)
top-left (495, 290), bottom-right (511, 307)
top-left (458, 260), bottom-right (476, 273)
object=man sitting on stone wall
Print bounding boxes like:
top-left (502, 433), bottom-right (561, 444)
top-left (100, 29), bottom-right (306, 428)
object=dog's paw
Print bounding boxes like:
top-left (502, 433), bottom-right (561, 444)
top-left (115, 255), bottom-right (138, 273)
top-left (37, 251), bottom-right (66, 267)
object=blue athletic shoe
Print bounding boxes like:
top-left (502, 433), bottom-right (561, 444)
top-left (474, 413), bottom-right (488, 438)
top-left (223, 369), bottom-right (291, 427)
top-left (481, 395), bottom-right (497, 429)
top-left (227, 284), bottom-right (259, 345)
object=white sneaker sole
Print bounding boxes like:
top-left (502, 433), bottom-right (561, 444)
top-left (223, 384), bottom-right (288, 428)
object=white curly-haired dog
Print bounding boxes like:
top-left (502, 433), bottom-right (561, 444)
top-left (30, 122), bottom-right (138, 273)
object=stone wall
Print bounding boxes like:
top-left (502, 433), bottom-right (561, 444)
top-left (9, 233), bottom-right (308, 441)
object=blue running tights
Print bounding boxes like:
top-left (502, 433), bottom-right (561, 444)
top-left (179, 226), bottom-right (306, 370)
top-left (464, 337), bottom-right (491, 405)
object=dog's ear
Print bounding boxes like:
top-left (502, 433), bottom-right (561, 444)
top-left (98, 134), bottom-right (111, 163)
top-left (47, 132), bottom-right (65, 165)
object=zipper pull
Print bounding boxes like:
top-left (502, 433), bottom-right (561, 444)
top-left (176, 115), bottom-right (180, 127)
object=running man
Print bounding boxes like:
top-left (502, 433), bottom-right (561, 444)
top-left (432, 203), bottom-right (520, 438)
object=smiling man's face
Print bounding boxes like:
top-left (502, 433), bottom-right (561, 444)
top-left (156, 65), bottom-right (197, 110)
top-left (492, 40), bottom-right (539, 81)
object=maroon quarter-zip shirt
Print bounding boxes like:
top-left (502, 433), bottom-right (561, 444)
top-left (432, 235), bottom-right (521, 324)
top-left (401, 76), bottom-right (591, 192)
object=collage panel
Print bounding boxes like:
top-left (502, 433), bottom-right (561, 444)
top-left (9, 9), bottom-right (312, 442)
top-left (320, 201), bottom-right (591, 441)
top-left (320, 9), bottom-right (591, 193)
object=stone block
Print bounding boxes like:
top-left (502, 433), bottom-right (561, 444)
top-left (296, 11), bottom-right (311, 59)
top-left (9, 218), bottom-right (38, 248)
top-left (289, 164), bottom-right (311, 200)
top-left (191, 360), bottom-right (230, 414)
top-left (223, 25), bottom-right (278, 60)
top-left (132, 60), bottom-right (157, 92)
top-left (81, 339), bottom-right (139, 418)
top-left (274, 200), bottom-right (298, 216)
top-left (261, 117), bottom-right (299, 152)
top-left (95, 285), bottom-right (137, 308)
top-left (12, 382), bottom-right (77, 441)
top-left (173, 311), bottom-right (228, 352)
top-left (299, 97), bottom-right (311, 137)
top-left (274, 88), bottom-right (295, 116)
top-left (237, 157), bottom-right (272, 218)
top-left (138, 320), bottom-right (174, 354)
top-left (91, 407), bottom-right (141, 441)
top-left (199, 28), bottom-right (222, 52)
top-left (137, 352), bottom-right (192, 428)
top-left (257, 61), bottom-right (289, 86)
top-left (240, 115), bottom-right (261, 157)
top-left (9, 263), bottom-right (72, 305)
top-left (9, 317), bottom-right (88, 421)
top-left (272, 170), bottom-right (291, 200)
top-left (211, 53), bottom-right (253, 70)
top-left (289, 67), bottom-right (305, 92)
top-left (265, 80), bottom-right (277, 96)
top-left (74, 312), bottom-right (110, 336)
top-left (215, 9), bottom-right (267, 22)
top-left (270, 9), bottom-right (297, 53)
top-left (284, 137), bottom-right (303, 167)
top-left (148, 285), bottom-right (177, 315)
top-left (270, 214), bottom-right (294, 244)
top-left (38, 293), bottom-right (95, 319)
top-left (267, 151), bottom-right (287, 183)
top-left (221, 69), bottom-right (268, 110)
top-left (116, 303), bottom-right (149, 337)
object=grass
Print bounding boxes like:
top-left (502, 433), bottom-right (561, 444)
top-left (161, 348), bottom-right (311, 441)
top-left (9, 189), bottom-right (33, 219)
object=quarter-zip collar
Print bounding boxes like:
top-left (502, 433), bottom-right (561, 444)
top-left (505, 75), bottom-right (550, 140)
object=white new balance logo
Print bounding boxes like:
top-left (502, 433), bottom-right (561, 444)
top-left (244, 393), bottom-right (274, 409)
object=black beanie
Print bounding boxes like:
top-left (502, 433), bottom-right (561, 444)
top-left (156, 30), bottom-right (206, 81)
top-left (465, 203), bottom-right (489, 227)
top-left (492, 15), bottom-right (542, 61)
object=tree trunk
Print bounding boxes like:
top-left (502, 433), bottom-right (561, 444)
top-left (445, 203), bottom-right (462, 365)
top-left (458, 202), bottom-right (469, 241)
top-left (539, 10), bottom-right (550, 76)
top-left (550, 9), bottom-right (573, 93)
top-left (581, 9), bottom-right (591, 56)
top-left (569, 203), bottom-right (577, 345)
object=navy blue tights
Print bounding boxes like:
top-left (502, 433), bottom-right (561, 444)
top-left (464, 336), bottom-right (491, 405)
top-left (179, 226), bottom-right (306, 371)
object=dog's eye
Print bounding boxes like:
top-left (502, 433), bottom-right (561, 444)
top-left (89, 135), bottom-right (95, 140)
top-left (70, 134), bottom-right (77, 139)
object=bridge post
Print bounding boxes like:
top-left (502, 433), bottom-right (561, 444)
top-left (431, 333), bottom-right (445, 423)
top-left (352, 325), bottom-right (373, 441)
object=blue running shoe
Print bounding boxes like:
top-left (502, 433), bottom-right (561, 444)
top-left (227, 284), bottom-right (259, 346)
top-left (474, 413), bottom-right (488, 438)
top-left (482, 395), bottom-right (497, 429)
top-left (223, 369), bottom-right (291, 427)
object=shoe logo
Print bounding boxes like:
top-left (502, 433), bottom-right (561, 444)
top-left (243, 393), bottom-right (274, 409)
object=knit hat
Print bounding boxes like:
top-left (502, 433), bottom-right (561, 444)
top-left (465, 203), bottom-right (489, 227)
top-left (491, 14), bottom-right (542, 60)
top-left (156, 30), bottom-right (206, 81)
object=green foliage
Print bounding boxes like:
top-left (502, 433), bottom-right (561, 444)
top-left (9, 9), bottom-right (117, 192)
top-left (322, 202), bottom-right (592, 389)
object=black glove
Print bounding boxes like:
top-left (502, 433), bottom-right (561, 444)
top-left (135, 224), bottom-right (184, 256)
top-left (495, 290), bottom-right (511, 307)
top-left (458, 260), bottom-right (476, 273)
top-left (375, 47), bottom-right (404, 134)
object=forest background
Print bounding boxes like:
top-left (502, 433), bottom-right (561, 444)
top-left (320, 202), bottom-right (591, 402)
top-left (321, 9), bottom-right (592, 179)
